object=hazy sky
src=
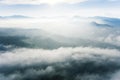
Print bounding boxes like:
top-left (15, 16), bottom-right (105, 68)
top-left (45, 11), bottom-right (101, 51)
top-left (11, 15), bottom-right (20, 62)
top-left (0, 1), bottom-right (120, 80)
top-left (0, 0), bottom-right (120, 17)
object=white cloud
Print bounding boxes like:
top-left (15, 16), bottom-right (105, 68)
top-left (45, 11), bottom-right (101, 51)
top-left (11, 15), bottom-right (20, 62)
top-left (0, 0), bottom-right (88, 5)
top-left (0, 16), bottom-right (120, 47)
top-left (109, 0), bottom-right (118, 2)
top-left (0, 47), bottom-right (119, 67)
top-left (0, 47), bottom-right (120, 80)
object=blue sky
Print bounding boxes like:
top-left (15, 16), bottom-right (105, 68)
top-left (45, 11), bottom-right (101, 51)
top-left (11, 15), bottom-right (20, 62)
top-left (0, 0), bottom-right (120, 17)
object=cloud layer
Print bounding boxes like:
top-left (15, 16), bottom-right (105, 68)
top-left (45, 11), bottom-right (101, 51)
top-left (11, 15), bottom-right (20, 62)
top-left (0, 47), bottom-right (120, 80)
top-left (0, 16), bottom-right (119, 47)
top-left (0, 0), bottom-right (88, 5)
top-left (0, 16), bottom-right (120, 80)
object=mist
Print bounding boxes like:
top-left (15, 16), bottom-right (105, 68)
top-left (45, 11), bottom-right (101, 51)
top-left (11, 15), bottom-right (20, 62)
top-left (0, 16), bottom-right (120, 80)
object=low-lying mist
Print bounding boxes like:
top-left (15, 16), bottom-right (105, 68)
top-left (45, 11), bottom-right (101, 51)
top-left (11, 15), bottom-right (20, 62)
top-left (0, 16), bottom-right (120, 80)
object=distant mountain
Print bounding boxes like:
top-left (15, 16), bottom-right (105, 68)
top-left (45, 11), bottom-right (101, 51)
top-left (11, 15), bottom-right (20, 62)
top-left (73, 16), bottom-right (120, 27)
top-left (0, 15), bottom-right (31, 19)
top-left (91, 21), bottom-right (113, 27)
top-left (93, 16), bottom-right (120, 27)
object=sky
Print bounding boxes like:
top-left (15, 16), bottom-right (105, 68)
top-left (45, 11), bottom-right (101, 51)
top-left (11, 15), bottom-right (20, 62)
top-left (0, 0), bottom-right (120, 17)
top-left (0, 1), bottom-right (120, 80)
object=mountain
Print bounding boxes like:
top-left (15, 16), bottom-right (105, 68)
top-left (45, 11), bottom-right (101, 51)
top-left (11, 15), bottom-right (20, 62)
top-left (0, 15), bottom-right (31, 19)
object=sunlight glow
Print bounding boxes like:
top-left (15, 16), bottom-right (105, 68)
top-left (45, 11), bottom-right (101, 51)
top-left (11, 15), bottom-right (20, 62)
top-left (0, 0), bottom-right (88, 5)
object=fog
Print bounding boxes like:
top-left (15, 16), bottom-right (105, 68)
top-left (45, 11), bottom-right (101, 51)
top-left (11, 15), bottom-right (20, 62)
top-left (0, 16), bottom-right (120, 80)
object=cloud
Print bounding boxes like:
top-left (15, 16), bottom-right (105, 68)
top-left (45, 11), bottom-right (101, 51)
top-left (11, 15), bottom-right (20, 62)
top-left (109, 0), bottom-right (119, 2)
top-left (0, 47), bottom-right (119, 66)
top-left (0, 16), bottom-right (120, 50)
top-left (0, 47), bottom-right (120, 80)
top-left (0, 0), bottom-right (120, 18)
top-left (0, 16), bottom-right (120, 80)
top-left (0, 0), bottom-right (88, 5)
top-left (110, 70), bottom-right (120, 80)
top-left (0, 28), bottom-right (120, 50)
